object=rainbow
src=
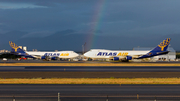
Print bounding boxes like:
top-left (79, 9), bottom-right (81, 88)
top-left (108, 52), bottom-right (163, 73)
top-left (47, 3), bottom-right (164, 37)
top-left (85, 0), bottom-right (107, 51)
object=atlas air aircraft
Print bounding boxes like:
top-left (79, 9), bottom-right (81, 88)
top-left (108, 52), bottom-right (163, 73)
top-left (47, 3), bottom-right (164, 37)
top-left (9, 41), bottom-right (79, 60)
top-left (84, 38), bottom-right (171, 62)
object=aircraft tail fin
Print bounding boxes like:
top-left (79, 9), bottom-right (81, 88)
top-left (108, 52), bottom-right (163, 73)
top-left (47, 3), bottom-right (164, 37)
top-left (138, 38), bottom-right (171, 59)
top-left (150, 38), bottom-right (171, 53)
top-left (9, 41), bottom-right (26, 53)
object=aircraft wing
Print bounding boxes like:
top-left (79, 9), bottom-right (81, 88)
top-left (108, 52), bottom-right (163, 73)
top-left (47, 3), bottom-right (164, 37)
top-left (109, 54), bottom-right (144, 61)
top-left (32, 55), bottom-right (42, 59)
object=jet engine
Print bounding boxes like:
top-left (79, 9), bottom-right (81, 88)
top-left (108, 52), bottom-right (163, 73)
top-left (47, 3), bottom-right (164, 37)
top-left (41, 56), bottom-right (51, 61)
top-left (113, 56), bottom-right (133, 61)
top-left (113, 57), bottom-right (120, 61)
top-left (51, 57), bottom-right (57, 60)
top-left (126, 56), bottom-right (132, 60)
top-left (41, 56), bottom-right (46, 60)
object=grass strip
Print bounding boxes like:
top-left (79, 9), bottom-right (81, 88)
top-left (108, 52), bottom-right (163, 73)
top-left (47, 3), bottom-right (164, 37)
top-left (0, 78), bottom-right (180, 84)
top-left (0, 63), bottom-right (180, 66)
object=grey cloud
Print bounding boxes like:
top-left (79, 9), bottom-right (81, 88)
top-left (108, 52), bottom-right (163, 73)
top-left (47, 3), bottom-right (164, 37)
top-left (21, 31), bottom-right (54, 38)
top-left (0, 2), bottom-right (47, 9)
top-left (0, 0), bottom-right (180, 39)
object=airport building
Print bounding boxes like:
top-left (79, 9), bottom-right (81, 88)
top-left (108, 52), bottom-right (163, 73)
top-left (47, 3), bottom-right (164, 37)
top-left (0, 49), bottom-right (10, 53)
top-left (19, 46), bottom-right (27, 51)
top-left (133, 47), bottom-right (176, 61)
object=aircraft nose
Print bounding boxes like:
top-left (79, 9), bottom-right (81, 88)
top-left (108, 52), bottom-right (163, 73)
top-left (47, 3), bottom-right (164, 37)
top-left (83, 52), bottom-right (89, 57)
top-left (76, 53), bottom-right (79, 57)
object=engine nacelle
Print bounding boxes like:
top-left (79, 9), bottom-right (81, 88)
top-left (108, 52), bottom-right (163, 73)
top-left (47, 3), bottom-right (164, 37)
top-left (51, 57), bottom-right (57, 60)
top-left (113, 57), bottom-right (120, 61)
top-left (41, 56), bottom-right (46, 60)
top-left (126, 56), bottom-right (132, 60)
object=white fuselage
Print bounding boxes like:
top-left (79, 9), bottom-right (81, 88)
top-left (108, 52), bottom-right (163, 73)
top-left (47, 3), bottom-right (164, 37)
top-left (84, 49), bottom-right (150, 59)
top-left (26, 51), bottom-right (79, 58)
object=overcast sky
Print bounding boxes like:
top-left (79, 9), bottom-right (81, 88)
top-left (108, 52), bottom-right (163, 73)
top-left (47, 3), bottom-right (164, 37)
top-left (0, 0), bottom-right (180, 38)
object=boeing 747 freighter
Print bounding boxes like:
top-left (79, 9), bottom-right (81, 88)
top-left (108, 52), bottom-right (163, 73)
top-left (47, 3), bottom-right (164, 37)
top-left (9, 41), bottom-right (79, 60)
top-left (84, 38), bottom-right (171, 62)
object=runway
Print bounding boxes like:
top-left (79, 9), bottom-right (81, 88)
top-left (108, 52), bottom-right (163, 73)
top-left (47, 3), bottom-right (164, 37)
top-left (1, 59), bottom-right (180, 63)
top-left (0, 84), bottom-right (180, 101)
top-left (1, 66), bottom-right (180, 72)
top-left (1, 66), bottom-right (180, 78)
top-left (1, 66), bottom-right (180, 101)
